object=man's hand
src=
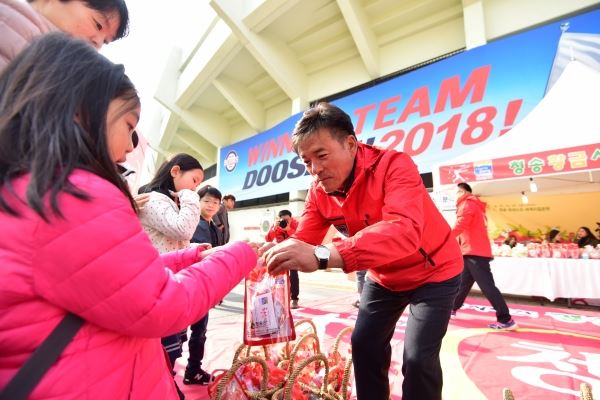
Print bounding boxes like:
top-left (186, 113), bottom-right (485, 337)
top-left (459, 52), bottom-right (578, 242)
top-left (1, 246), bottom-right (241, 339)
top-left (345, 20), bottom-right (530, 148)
top-left (263, 238), bottom-right (318, 275)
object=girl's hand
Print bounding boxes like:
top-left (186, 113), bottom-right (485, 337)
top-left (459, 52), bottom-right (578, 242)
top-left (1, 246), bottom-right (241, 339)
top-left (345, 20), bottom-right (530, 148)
top-left (258, 241), bottom-right (276, 257)
top-left (133, 193), bottom-right (150, 209)
top-left (190, 242), bottom-right (212, 261)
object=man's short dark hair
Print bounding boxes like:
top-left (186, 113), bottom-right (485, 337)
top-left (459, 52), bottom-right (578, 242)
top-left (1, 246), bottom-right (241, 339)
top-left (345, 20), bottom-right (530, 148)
top-left (278, 209), bottom-right (292, 218)
top-left (223, 194), bottom-right (236, 202)
top-left (292, 102), bottom-right (355, 153)
top-left (457, 182), bottom-right (472, 193)
top-left (198, 185), bottom-right (222, 201)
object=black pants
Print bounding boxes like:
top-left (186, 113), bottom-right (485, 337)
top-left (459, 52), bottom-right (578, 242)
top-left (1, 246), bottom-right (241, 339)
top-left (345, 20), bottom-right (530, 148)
top-left (352, 275), bottom-right (460, 400)
top-left (290, 270), bottom-right (299, 301)
top-left (453, 255), bottom-right (512, 323)
top-left (186, 313), bottom-right (209, 373)
top-left (162, 334), bottom-right (183, 371)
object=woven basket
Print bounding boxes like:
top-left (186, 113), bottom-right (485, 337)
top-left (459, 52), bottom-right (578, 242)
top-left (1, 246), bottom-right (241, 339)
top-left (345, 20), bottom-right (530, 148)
top-left (233, 343), bottom-right (270, 363)
top-left (272, 353), bottom-right (338, 400)
top-left (502, 387), bottom-right (514, 400)
top-left (216, 320), bottom-right (354, 400)
top-left (278, 319), bottom-right (318, 361)
top-left (581, 383), bottom-right (594, 400)
top-left (230, 343), bottom-right (288, 398)
top-left (502, 384), bottom-right (594, 400)
top-left (327, 326), bottom-right (353, 400)
top-left (285, 332), bottom-right (321, 372)
top-left (213, 355), bottom-right (270, 400)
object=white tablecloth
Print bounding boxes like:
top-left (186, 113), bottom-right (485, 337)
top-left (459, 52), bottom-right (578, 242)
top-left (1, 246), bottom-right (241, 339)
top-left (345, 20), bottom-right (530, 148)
top-left (475, 257), bottom-right (600, 301)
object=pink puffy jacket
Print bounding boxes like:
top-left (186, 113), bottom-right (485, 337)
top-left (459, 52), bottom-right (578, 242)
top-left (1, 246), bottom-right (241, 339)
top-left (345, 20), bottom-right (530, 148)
top-left (0, 170), bottom-right (257, 399)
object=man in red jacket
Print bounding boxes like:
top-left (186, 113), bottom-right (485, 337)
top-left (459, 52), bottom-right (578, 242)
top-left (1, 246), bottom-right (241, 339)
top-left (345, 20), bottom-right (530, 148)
top-left (451, 182), bottom-right (516, 329)
top-left (262, 102), bottom-right (463, 400)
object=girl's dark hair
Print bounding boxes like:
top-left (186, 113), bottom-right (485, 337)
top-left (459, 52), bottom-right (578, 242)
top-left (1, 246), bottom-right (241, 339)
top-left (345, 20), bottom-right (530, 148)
top-left (27, 0), bottom-right (130, 40)
top-left (0, 33), bottom-right (140, 220)
top-left (578, 226), bottom-right (593, 237)
top-left (198, 185), bottom-right (222, 201)
top-left (577, 226), bottom-right (597, 247)
top-left (548, 229), bottom-right (561, 241)
top-left (139, 153), bottom-right (203, 199)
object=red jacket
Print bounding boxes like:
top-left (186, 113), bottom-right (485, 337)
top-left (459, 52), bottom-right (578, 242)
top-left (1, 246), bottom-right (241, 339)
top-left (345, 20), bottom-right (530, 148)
top-left (265, 218), bottom-right (299, 243)
top-left (452, 193), bottom-right (493, 258)
top-left (293, 143), bottom-right (462, 292)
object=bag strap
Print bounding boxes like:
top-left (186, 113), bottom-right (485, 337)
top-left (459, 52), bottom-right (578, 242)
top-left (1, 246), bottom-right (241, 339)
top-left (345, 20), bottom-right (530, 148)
top-left (0, 313), bottom-right (84, 400)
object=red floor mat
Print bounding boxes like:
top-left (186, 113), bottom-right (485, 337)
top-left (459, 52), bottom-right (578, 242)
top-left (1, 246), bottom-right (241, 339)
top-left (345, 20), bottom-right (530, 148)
top-left (177, 295), bottom-right (600, 400)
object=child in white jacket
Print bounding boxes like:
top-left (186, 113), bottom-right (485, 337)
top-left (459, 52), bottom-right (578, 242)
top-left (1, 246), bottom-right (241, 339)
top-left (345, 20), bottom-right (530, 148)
top-left (138, 153), bottom-right (205, 393)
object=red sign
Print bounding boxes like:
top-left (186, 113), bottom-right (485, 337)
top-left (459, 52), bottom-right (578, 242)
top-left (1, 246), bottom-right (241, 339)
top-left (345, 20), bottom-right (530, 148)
top-left (439, 143), bottom-right (600, 185)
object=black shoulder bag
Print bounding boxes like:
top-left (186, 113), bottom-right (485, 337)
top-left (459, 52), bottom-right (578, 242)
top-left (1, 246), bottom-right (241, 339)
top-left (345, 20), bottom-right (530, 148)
top-left (0, 314), bottom-right (84, 400)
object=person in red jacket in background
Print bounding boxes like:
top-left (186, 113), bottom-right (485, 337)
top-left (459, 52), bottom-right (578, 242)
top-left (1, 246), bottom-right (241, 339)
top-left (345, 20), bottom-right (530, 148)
top-left (261, 102), bottom-right (463, 400)
top-left (265, 209), bottom-right (301, 308)
top-left (451, 182), bottom-right (516, 330)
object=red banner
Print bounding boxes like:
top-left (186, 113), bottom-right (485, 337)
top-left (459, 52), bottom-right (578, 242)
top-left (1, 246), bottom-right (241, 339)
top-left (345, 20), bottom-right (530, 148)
top-left (439, 143), bottom-right (600, 185)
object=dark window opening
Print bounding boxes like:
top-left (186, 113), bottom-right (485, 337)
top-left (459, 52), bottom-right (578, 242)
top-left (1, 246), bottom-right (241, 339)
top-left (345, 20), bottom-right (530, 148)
top-left (421, 172), bottom-right (433, 189)
top-left (203, 164), bottom-right (216, 180)
top-left (235, 192), bottom-right (290, 209)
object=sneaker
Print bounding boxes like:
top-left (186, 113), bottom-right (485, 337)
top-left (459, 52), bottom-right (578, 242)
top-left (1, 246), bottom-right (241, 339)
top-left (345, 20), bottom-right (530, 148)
top-left (291, 300), bottom-right (299, 309)
top-left (183, 369), bottom-right (213, 385)
top-left (488, 319), bottom-right (517, 330)
top-left (351, 300), bottom-right (360, 308)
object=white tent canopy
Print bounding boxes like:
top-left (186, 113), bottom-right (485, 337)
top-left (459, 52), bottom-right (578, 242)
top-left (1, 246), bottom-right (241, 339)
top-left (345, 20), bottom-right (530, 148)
top-left (432, 60), bottom-right (600, 197)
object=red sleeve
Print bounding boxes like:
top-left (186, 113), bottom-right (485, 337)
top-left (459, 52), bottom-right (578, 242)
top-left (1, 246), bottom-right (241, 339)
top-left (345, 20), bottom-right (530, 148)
top-left (452, 200), bottom-right (474, 237)
top-left (333, 153), bottom-right (425, 273)
top-left (265, 226), bottom-right (276, 242)
top-left (287, 218), bottom-right (299, 236)
top-left (292, 189), bottom-right (330, 245)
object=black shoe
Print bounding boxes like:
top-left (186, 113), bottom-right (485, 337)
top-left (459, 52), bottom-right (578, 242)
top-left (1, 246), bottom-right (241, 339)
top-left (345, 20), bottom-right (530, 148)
top-left (183, 369), bottom-right (213, 385)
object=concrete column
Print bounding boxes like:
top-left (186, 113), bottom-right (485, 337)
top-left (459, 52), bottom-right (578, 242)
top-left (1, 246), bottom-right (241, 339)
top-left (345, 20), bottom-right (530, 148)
top-left (291, 96), bottom-right (308, 114)
top-left (288, 189), bottom-right (307, 217)
top-left (462, 0), bottom-right (487, 50)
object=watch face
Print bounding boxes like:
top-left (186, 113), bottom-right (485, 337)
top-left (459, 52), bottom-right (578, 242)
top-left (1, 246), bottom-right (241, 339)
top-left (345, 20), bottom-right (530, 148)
top-left (315, 246), bottom-right (330, 259)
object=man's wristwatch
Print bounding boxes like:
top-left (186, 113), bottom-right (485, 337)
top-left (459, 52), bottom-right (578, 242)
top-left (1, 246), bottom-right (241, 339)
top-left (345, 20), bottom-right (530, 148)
top-left (314, 245), bottom-right (330, 270)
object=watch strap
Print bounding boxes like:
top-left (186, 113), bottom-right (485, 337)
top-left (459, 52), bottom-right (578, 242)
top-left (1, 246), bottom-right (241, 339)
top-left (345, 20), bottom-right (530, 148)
top-left (317, 257), bottom-right (328, 270)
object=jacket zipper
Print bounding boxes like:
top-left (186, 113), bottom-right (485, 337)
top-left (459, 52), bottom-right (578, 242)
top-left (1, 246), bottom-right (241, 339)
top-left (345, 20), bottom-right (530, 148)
top-left (419, 248), bottom-right (436, 268)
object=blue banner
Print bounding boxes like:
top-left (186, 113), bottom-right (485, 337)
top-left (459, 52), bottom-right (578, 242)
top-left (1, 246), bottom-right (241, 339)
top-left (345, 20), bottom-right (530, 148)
top-left (219, 9), bottom-right (600, 201)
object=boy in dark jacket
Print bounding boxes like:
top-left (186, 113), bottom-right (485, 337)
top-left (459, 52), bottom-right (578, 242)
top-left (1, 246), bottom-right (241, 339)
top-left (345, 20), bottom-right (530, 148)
top-left (185, 186), bottom-right (225, 385)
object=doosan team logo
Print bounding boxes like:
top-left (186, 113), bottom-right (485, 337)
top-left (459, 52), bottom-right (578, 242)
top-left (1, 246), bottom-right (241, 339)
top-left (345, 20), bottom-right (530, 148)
top-left (223, 151), bottom-right (239, 172)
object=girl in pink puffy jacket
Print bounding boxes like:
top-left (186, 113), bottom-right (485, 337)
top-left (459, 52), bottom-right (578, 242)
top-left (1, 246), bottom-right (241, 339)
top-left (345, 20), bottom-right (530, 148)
top-left (0, 33), bottom-right (257, 400)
